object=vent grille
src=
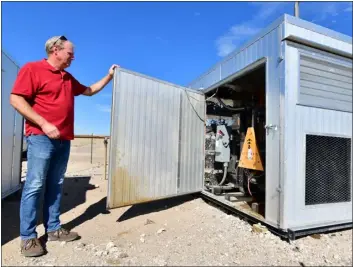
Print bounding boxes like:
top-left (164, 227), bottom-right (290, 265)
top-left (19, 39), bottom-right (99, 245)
top-left (305, 134), bottom-right (352, 205)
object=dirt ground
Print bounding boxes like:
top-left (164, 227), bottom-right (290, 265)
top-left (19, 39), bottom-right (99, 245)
top-left (1, 138), bottom-right (352, 266)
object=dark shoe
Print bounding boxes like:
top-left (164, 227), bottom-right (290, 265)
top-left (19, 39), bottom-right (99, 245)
top-left (20, 238), bottom-right (45, 257)
top-left (47, 228), bottom-right (79, 242)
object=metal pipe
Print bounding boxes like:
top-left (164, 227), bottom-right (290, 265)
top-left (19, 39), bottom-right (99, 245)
top-left (74, 134), bottom-right (110, 139)
top-left (295, 2), bottom-right (299, 18)
top-left (90, 133), bottom-right (93, 164)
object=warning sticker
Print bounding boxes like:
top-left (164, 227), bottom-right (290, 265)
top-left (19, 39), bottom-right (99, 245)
top-left (239, 127), bottom-right (264, 171)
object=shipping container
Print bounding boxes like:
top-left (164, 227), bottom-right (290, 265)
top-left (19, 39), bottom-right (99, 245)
top-left (1, 50), bottom-right (24, 199)
top-left (107, 14), bottom-right (352, 240)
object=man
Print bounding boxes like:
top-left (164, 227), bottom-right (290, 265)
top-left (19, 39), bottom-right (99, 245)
top-left (10, 35), bottom-right (118, 257)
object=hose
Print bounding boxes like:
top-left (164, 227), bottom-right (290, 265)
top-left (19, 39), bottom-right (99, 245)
top-left (206, 162), bottom-right (231, 189)
top-left (247, 174), bottom-right (253, 197)
top-left (219, 162), bottom-right (228, 186)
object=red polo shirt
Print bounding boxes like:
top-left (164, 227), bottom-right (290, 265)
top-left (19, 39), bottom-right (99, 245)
top-left (11, 59), bottom-right (87, 140)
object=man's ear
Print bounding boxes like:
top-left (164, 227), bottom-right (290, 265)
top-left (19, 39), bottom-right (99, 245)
top-left (52, 46), bottom-right (58, 54)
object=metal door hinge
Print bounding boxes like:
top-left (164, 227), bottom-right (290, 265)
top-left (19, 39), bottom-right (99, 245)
top-left (264, 124), bottom-right (278, 130)
top-left (264, 124), bottom-right (278, 134)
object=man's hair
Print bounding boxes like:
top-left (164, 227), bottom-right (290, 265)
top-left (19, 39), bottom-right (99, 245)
top-left (45, 36), bottom-right (72, 55)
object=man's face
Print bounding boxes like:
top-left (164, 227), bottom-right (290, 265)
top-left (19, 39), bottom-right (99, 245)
top-left (54, 41), bottom-right (75, 69)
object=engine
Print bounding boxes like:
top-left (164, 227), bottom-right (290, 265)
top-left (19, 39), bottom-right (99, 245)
top-left (204, 94), bottom-right (266, 201)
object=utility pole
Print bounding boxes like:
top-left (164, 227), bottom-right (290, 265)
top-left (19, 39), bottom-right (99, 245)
top-left (294, 1), bottom-right (300, 18)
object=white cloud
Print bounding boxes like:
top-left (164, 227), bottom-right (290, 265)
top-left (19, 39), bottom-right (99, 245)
top-left (215, 2), bottom-right (286, 57)
top-left (252, 2), bottom-right (285, 20)
top-left (216, 37), bottom-right (236, 57)
top-left (216, 25), bottom-right (261, 57)
top-left (96, 104), bottom-right (111, 113)
top-left (307, 2), bottom-right (351, 23)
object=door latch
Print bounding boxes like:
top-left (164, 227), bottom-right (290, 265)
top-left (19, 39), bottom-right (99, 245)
top-left (264, 124), bottom-right (278, 134)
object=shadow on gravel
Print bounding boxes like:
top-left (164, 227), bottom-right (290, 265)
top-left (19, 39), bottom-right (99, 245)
top-left (117, 193), bottom-right (199, 222)
top-left (61, 197), bottom-right (110, 233)
top-left (1, 176), bottom-right (97, 246)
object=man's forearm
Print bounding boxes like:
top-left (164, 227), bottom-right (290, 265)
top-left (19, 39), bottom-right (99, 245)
top-left (87, 74), bottom-right (113, 96)
top-left (10, 94), bottom-right (46, 127)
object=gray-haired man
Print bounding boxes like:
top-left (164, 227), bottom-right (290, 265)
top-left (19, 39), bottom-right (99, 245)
top-left (10, 35), bottom-right (118, 257)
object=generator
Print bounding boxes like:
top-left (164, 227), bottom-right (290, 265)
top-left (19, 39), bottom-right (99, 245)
top-left (106, 14), bottom-right (352, 240)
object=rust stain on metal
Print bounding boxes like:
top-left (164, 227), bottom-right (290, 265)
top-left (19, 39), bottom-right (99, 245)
top-left (111, 166), bottom-right (156, 208)
top-left (108, 149), bottom-right (175, 208)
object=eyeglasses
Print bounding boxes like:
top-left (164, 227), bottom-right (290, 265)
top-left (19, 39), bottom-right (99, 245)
top-left (53, 35), bottom-right (67, 46)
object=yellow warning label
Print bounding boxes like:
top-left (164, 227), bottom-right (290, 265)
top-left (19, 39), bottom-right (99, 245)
top-left (239, 127), bottom-right (264, 171)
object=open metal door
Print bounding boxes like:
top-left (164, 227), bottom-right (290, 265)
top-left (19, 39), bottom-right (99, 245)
top-left (107, 68), bottom-right (205, 209)
top-left (2, 51), bottom-right (22, 199)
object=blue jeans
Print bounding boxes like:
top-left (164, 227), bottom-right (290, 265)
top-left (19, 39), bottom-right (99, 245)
top-left (20, 134), bottom-right (70, 240)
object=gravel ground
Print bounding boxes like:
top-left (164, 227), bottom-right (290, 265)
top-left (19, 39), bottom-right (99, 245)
top-left (2, 141), bottom-right (352, 266)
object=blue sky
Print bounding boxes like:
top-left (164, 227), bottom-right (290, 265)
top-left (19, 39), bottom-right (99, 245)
top-left (2, 1), bottom-right (352, 135)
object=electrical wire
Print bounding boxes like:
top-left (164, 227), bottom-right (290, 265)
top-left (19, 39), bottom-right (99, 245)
top-left (183, 89), bottom-right (205, 123)
top-left (243, 168), bottom-right (264, 196)
top-left (184, 88), bottom-right (219, 102)
top-left (247, 174), bottom-right (253, 197)
top-left (244, 168), bottom-right (264, 178)
top-left (182, 87), bottom-right (220, 123)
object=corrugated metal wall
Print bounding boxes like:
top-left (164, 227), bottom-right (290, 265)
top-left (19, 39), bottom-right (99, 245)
top-left (178, 90), bottom-right (205, 194)
top-left (108, 69), bottom-right (205, 208)
top-left (1, 51), bottom-right (23, 199)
